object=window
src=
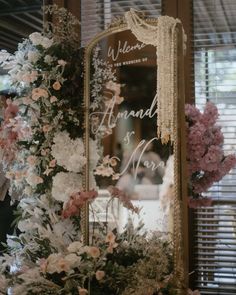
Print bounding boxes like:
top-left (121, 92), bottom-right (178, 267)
top-left (81, 0), bottom-right (162, 46)
top-left (193, 0), bottom-right (236, 294)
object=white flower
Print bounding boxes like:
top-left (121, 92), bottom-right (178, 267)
top-left (44, 54), bottom-right (53, 64)
top-left (46, 253), bottom-right (68, 274)
top-left (23, 186), bottom-right (33, 196)
top-left (18, 218), bottom-right (38, 232)
top-left (29, 32), bottom-right (53, 49)
top-left (52, 172), bottom-right (82, 202)
top-left (67, 241), bottom-right (83, 253)
top-left (0, 275), bottom-right (7, 293)
top-left (41, 37), bottom-right (53, 49)
top-left (58, 59), bottom-right (67, 66)
top-left (27, 50), bottom-right (40, 63)
top-left (51, 131), bottom-right (86, 173)
top-left (64, 253), bottom-right (81, 268)
top-left (0, 50), bottom-right (10, 63)
top-left (29, 32), bottom-right (43, 45)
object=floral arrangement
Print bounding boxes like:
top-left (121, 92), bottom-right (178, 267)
top-left (0, 5), bottom-right (185, 295)
top-left (185, 102), bottom-right (236, 208)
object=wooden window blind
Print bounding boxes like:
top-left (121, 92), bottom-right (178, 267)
top-left (193, 0), bottom-right (236, 294)
top-left (80, 0), bottom-right (162, 46)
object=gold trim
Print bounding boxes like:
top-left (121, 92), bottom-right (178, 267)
top-left (82, 16), bottom-right (188, 293)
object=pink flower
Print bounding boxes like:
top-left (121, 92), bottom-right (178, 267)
top-left (32, 88), bottom-right (48, 101)
top-left (201, 102), bottom-right (218, 126)
top-left (185, 104), bottom-right (201, 122)
top-left (185, 102), bottom-right (236, 207)
top-left (200, 145), bottom-right (223, 172)
top-left (62, 190), bottom-right (98, 218)
top-left (86, 246), bottom-right (100, 258)
top-left (4, 99), bottom-right (19, 122)
top-left (108, 186), bottom-right (140, 213)
top-left (188, 197), bottom-right (212, 208)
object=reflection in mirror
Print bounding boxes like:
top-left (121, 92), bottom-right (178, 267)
top-left (88, 29), bottom-right (174, 237)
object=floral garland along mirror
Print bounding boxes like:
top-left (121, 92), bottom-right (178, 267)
top-left (83, 10), bottom-right (188, 294)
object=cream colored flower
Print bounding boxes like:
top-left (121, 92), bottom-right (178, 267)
top-left (39, 258), bottom-right (47, 273)
top-left (78, 288), bottom-right (88, 295)
top-left (22, 96), bottom-right (32, 105)
top-left (64, 253), bottom-right (81, 269)
top-left (29, 32), bottom-right (43, 45)
top-left (107, 242), bottom-right (118, 254)
top-left (27, 155), bottom-right (37, 166)
top-left (43, 167), bottom-right (53, 176)
top-left (23, 185), bottom-right (32, 196)
top-left (67, 241), bottom-right (83, 253)
top-left (5, 171), bottom-right (14, 179)
top-left (52, 81), bottom-right (61, 90)
top-left (42, 124), bottom-right (52, 133)
top-left (32, 88), bottom-right (49, 101)
top-left (49, 159), bottom-right (56, 167)
top-left (26, 174), bottom-right (43, 186)
top-left (95, 270), bottom-right (105, 281)
top-left (58, 59), bottom-right (67, 66)
top-left (109, 157), bottom-right (117, 167)
top-left (112, 173), bottom-right (120, 180)
top-left (27, 50), bottom-right (40, 63)
top-left (50, 96), bottom-right (58, 103)
top-left (105, 232), bottom-right (116, 244)
top-left (87, 246), bottom-right (100, 258)
top-left (44, 55), bottom-right (53, 64)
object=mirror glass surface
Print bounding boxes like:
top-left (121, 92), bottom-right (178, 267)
top-left (88, 29), bottom-right (174, 237)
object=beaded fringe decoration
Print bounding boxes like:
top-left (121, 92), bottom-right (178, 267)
top-left (125, 9), bottom-right (183, 144)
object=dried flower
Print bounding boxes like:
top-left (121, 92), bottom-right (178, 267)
top-left (108, 186), bottom-right (140, 213)
top-left (52, 81), bottom-right (61, 90)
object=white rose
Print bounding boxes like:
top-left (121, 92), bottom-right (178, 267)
top-left (58, 59), bottom-right (67, 66)
top-left (18, 219), bottom-right (37, 232)
top-left (67, 241), bottom-right (83, 253)
top-left (46, 253), bottom-right (64, 274)
top-left (27, 51), bottom-right (40, 63)
top-left (52, 172), bottom-right (82, 202)
top-left (41, 37), bottom-right (53, 49)
top-left (64, 253), bottom-right (81, 268)
top-left (29, 32), bottom-right (43, 46)
top-left (44, 55), bottom-right (53, 64)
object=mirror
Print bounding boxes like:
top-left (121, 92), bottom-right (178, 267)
top-left (84, 12), bottom-right (187, 292)
top-left (88, 29), bottom-right (174, 235)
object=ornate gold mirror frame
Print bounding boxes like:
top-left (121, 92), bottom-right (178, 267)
top-left (83, 10), bottom-right (188, 293)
